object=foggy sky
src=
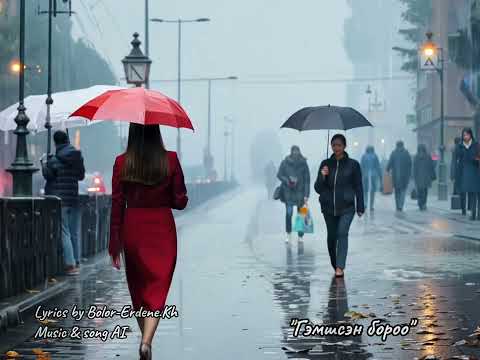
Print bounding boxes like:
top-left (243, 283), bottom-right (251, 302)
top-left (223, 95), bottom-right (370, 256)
top-left (71, 0), bottom-right (413, 180)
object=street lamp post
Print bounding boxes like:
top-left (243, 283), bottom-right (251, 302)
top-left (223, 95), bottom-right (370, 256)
top-left (150, 17), bottom-right (210, 160)
top-left (121, 32), bottom-right (152, 147)
top-left (420, 32), bottom-right (447, 201)
top-left (38, 0), bottom-right (74, 156)
top-left (150, 75), bottom-right (238, 179)
top-left (6, 0), bottom-right (39, 196)
top-left (224, 116), bottom-right (235, 182)
top-left (223, 127), bottom-right (229, 181)
top-left (365, 84), bottom-right (383, 147)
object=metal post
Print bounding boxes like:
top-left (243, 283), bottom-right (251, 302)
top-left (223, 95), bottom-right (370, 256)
top-left (45, 0), bottom-right (53, 156)
top-left (7, 0), bottom-right (39, 196)
top-left (230, 118), bottom-right (235, 182)
top-left (176, 20), bottom-right (182, 160)
top-left (224, 130), bottom-right (228, 181)
top-left (144, 0), bottom-right (150, 89)
top-left (207, 79), bottom-right (212, 155)
top-left (438, 51), bottom-right (448, 200)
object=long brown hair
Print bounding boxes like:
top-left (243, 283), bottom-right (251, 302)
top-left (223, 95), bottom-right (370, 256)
top-left (120, 123), bottom-right (169, 185)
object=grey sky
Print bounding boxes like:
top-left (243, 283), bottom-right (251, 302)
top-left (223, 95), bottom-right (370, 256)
top-left (71, 1), bottom-right (371, 178)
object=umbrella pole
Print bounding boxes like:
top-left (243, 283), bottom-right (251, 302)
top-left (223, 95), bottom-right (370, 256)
top-left (326, 129), bottom-right (330, 158)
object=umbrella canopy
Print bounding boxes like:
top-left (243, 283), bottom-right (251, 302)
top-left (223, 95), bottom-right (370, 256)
top-left (281, 105), bottom-right (372, 131)
top-left (0, 85), bottom-right (125, 132)
top-left (69, 87), bottom-right (194, 131)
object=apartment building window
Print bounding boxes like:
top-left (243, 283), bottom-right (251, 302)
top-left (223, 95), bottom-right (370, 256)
top-left (418, 106), bottom-right (432, 126)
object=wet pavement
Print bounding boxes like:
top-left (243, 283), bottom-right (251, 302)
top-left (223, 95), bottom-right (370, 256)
top-left (1, 186), bottom-right (480, 359)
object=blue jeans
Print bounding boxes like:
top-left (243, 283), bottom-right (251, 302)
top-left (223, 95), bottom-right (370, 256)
top-left (61, 206), bottom-right (81, 267)
top-left (285, 204), bottom-right (304, 237)
top-left (394, 188), bottom-right (407, 210)
top-left (323, 212), bottom-right (355, 269)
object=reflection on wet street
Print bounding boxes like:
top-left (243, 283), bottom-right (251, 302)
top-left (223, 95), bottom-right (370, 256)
top-left (2, 187), bottom-right (480, 359)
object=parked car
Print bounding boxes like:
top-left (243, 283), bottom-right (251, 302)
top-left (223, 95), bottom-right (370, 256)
top-left (79, 172), bottom-right (106, 195)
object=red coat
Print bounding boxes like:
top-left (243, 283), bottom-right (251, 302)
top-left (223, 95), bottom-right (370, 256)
top-left (108, 151), bottom-right (188, 311)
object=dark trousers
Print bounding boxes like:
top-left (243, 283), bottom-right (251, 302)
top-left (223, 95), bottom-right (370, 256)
top-left (417, 188), bottom-right (428, 209)
top-left (394, 188), bottom-right (407, 210)
top-left (323, 212), bottom-right (355, 270)
top-left (468, 192), bottom-right (480, 219)
top-left (461, 192), bottom-right (480, 218)
top-left (286, 204), bottom-right (304, 237)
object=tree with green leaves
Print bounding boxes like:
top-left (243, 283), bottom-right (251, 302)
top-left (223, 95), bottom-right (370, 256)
top-left (393, 0), bottom-right (432, 73)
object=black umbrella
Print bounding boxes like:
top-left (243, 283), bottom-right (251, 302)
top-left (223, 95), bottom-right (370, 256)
top-left (281, 105), bottom-right (373, 156)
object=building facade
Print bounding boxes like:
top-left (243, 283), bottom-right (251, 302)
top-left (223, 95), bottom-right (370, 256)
top-left (415, 0), bottom-right (475, 160)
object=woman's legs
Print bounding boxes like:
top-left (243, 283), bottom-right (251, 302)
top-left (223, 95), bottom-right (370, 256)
top-left (461, 192), bottom-right (467, 215)
top-left (323, 214), bottom-right (339, 269)
top-left (335, 212), bottom-right (355, 270)
top-left (468, 192), bottom-right (476, 219)
top-left (142, 317), bottom-right (160, 345)
top-left (285, 204), bottom-right (293, 234)
top-left (136, 317), bottom-right (145, 335)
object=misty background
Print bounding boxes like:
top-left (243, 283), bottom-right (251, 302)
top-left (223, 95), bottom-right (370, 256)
top-left (68, 0), bottom-right (415, 183)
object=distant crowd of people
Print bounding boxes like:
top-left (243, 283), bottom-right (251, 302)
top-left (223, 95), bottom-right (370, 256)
top-left (262, 127), bottom-right (479, 280)
top-left (265, 126), bottom-right (480, 221)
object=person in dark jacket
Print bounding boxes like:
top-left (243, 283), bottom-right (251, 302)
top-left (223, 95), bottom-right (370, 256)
top-left (458, 128), bottom-right (480, 220)
top-left (360, 146), bottom-right (382, 212)
top-left (386, 141), bottom-right (412, 211)
top-left (41, 130), bottom-right (85, 275)
top-left (277, 145), bottom-right (310, 243)
top-left (451, 137), bottom-right (462, 197)
top-left (413, 144), bottom-right (436, 211)
top-left (314, 134), bottom-right (364, 278)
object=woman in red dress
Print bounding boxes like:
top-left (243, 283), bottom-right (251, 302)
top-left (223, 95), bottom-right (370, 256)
top-left (108, 123), bottom-right (188, 360)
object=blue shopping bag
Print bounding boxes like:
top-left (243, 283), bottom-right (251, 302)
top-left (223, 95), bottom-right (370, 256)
top-left (303, 209), bottom-right (314, 234)
top-left (293, 207), bottom-right (314, 234)
top-left (293, 213), bottom-right (305, 233)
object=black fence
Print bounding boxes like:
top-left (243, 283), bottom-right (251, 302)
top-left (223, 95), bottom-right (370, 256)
top-left (0, 197), bottom-right (62, 300)
top-left (0, 181), bottom-right (236, 301)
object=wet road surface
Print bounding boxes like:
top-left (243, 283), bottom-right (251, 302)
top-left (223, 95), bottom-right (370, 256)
top-left (1, 186), bottom-right (480, 359)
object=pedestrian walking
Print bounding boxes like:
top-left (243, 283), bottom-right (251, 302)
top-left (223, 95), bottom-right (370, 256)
top-left (360, 146), bottom-right (382, 212)
top-left (277, 145), bottom-right (310, 243)
top-left (314, 134), bottom-right (364, 278)
top-left (108, 123), bottom-right (188, 360)
top-left (386, 140), bottom-right (412, 211)
top-left (458, 127), bottom-right (480, 220)
top-left (264, 160), bottom-right (277, 199)
top-left (41, 130), bottom-right (85, 276)
top-left (451, 137), bottom-right (462, 196)
top-left (413, 144), bottom-right (436, 211)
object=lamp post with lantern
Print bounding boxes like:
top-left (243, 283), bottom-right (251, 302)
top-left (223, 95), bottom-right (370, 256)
top-left (122, 33), bottom-right (152, 88)
top-left (420, 31), bottom-right (447, 201)
top-left (120, 33), bottom-right (152, 148)
top-left (6, 0), bottom-right (39, 196)
top-left (37, 0), bottom-right (74, 156)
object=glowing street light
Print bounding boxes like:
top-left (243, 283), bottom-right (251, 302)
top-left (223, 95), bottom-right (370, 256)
top-left (10, 61), bottom-right (23, 73)
top-left (419, 31), bottom-right (447, 201)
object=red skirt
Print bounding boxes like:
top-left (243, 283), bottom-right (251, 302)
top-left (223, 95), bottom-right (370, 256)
top-left (122, 207), bottom-right (177, 311)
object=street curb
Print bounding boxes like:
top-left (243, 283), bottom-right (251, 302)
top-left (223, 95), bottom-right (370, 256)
top-left (0, 281), bottom-right (70, 333)
top-left (0, 186), bottom-right (240, 334)
top-left (0, 252), bottom-right (107, 334)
